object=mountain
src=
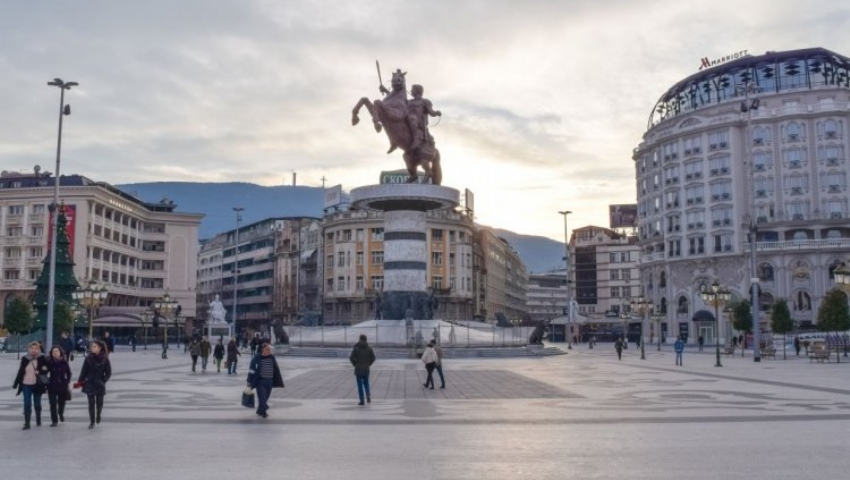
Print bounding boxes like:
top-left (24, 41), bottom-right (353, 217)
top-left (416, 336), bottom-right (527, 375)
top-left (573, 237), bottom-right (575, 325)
top-left (116, 182), bottom-right (565, 272)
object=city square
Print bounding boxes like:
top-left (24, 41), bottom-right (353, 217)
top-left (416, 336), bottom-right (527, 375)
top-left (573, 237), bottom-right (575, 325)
top-left (2, 345), bottom-right (848, 479)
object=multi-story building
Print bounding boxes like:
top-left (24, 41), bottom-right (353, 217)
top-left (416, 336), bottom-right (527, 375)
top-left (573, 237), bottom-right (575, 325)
top-left (572, 226), bottom-right (641, 317)
top-left (196, 216), bottom-right (321, 331)
top-left (0, 169), bottom-right (202, 328)
top-left (526, 271), bottom-right (567, 324)
top-left (635, 47), bottom-right (850, 343)
top-left (476, 228), bottom-right (528, 323)
top-left (322, 208), bottom-right (476, 324)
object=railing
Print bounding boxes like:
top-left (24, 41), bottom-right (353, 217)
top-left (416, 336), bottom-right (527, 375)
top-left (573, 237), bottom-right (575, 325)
top-left (283, 322), bottom-right (532, 348)
top-left (745, 239), bottom-right (850, 252)
top-left (639, 252), bottom-right (665, 263)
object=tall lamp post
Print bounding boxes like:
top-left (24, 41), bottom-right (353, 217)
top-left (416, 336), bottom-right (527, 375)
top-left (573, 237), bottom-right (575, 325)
top-left (737, 81), bottom-right (762, 362)
top-left (45, 78), bottom-right (78, 350)
top-left (652, 312), bottom-right (664, 351)
top-left (139, 310), bottom-right (152, 350)
top-left (631, 296), bottom-right (652, 360)
top-left (154, 292), bottom-right (179, 359)
top-left (700, 281), bottom-right (731, 368)
top-left (558, 210), bottom-right (572, 349)
top-left (72, 280), bottom-right (109, 342)
top-left (232, 207), bottom-right (244, 335)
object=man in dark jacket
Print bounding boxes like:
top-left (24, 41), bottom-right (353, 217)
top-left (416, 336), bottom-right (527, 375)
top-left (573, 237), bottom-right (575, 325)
top-left (246, 343), bottom-right (284, 418)
top-left (349, 334), bottom-right (376, 406)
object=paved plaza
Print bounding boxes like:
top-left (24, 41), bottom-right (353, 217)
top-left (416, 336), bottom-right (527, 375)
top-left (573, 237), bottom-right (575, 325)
top-left (1, 343), bottom-right (848, 479)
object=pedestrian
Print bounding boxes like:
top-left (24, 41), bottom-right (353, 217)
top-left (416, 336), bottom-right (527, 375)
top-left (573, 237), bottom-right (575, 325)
top-left (60, 331), bottom-right (75, 360)
top-left (13, 341), bottom-right (49, 430)
top-left (213, 338), bottom-right (225, 373)
top-left (615, 338), bottom-right (624, 360)
top-left (46, 346), bottom-right (72, 427)
top-left (246, 342), bottom-right (284, 418)
top-left (698, 335), bottom-right (704, 352)
top-left (250, 336), bottom-right (259, 356)
top-left (793, 336), bottom-right (801, 356)
top-left (674, 336), bottom-right (685, 366)
top-left (421, 341), bottom-right (438, 390)
top-left (103, 331), bottom-right (115, 354)
top-left (199, 336), bottom-right (211, 372)
top-left (349, 334), bottom-right (376, 405)
top-left (189, 339), bottom-right (200, 372)
top-left (433, 340), bottom-right (446, 389)
top-left (227, 337), bottom-right (241, 374)
top-left (77, 340), bottom-right (112, 429)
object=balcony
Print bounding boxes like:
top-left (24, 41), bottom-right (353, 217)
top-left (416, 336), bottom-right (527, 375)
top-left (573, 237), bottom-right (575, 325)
top-left (745, 238), bottom-right (850, 253)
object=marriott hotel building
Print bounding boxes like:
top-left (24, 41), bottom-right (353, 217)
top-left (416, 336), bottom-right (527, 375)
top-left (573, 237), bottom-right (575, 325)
top-left (633, 48), bottom-right (850, 343)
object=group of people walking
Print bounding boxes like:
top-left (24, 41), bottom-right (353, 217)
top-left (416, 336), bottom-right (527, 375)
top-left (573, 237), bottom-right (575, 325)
top-left (13, 339), bottom-right (112, 430)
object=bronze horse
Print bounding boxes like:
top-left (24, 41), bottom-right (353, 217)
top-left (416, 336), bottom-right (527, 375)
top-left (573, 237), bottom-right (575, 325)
top-left (352, 69), bottom-right (442, 185)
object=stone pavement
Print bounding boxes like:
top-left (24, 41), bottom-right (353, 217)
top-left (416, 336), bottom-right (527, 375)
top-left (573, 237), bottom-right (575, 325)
top-left (1, 343), bottom-right (848, 479)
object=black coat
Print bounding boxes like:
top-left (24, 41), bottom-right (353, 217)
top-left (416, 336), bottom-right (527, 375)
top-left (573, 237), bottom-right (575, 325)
top-left (213, 343), bottom-right (225, 359)
top-left (349, 340), bottom-right (376, 377)
top-left (226, 341), bottom-right (241, 361)
top-left (47, 357), bottom-right (72, 394)
top-left (78, 353), bottom-right (112, 396)
top-left (246, 354), bottom-right (284, 389)
top-left (13, 355), bottom-right (49, 395)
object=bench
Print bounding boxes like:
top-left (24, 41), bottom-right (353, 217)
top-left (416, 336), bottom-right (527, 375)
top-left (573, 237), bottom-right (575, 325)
top-left (761, 347), bottom-right (777, 360)
top-left (808, 348), bottom-right (831, 363)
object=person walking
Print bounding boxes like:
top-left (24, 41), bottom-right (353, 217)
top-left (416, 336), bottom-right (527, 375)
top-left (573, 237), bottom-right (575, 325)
top-left (246, 343), bottom-right (284, 418)
top-left (60, 331), bottom-right (75, 360)
top-left (188, 339), bottom-right (201, 372)
top-left (250, 336), bottom-right (259, 357)
top-left (421, 341), bottom-right (438, 390)
top-left (199, 336), bottom-right (211, 372)
top-left (698, 335), bottom-right (704, 352)
top-left (77, 340), bottom-right (112, 429)
top-left (793, 336), bottom-right (801, 356)
top-left (226, 337), bottom-right (241, 375)
top-left (674, 336), bottom-right (685, 366)
top-left (615, 338), bottom-right (624, 360)
top-left (349, 334), bottom-right (376, 405)
top-left (433, 341), bottom-right (445, 388)
top-left (103, 331), bottom-right (115, 354)
top-left (213, 338), bottom-right (225, 373)
top-left (46, 346), bottom-right (72, 427)
top-left (13, 341), bottom-right (49, 430)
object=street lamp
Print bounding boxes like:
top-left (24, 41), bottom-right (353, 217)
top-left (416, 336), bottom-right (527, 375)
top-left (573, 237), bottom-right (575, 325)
top-left (630, 296), bottom-right (652, 360)
top-left (72, 280), bottom-right (109, 343)
top-left (652, 312), bottom-right (664, 351)
top-left (700, 281), bottom-right (731, 368)
top-left (154, 292), bottom-right (179, 359)
top-left (737, 81), bottom-right (762, 362)
top-left (139, 310), bottom-right (152, 350)
top-left (558, 210), bottom-right (572, 349)
top-left (45, 78), bottom-right (78, 350)
top-left (832, 262), bottom-right (850, 359)
top-left (232, 207), bottom-right (244, 334)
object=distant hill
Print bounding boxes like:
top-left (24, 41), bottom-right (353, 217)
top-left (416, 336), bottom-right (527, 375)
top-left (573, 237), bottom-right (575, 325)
top-left (117, 182), bottom-right (565, 272)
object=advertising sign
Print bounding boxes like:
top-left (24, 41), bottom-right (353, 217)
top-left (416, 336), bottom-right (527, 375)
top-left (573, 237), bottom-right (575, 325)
top-left (323, 185), bottom-right (343, 209)
top-left (464, 188), bottom-right (475, 214)
top-left (379, 169), bottom-right (427, 184)
top-left (609, 204), bottom-right (637, 229)
top-left (48, 203), bottom-right (77, 257)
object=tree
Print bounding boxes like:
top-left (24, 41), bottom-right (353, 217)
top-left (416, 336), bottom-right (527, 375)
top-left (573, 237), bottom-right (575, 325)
top-left (4, 296), bottom-right (34, 359)
top-left (53, 302), bottom-right (76, 335)
top-left (732, 300), bottom-right (753, 357)
top-left (770, 298), bottom-right (793, 360)
top-left (816, 288), bottom-right (850, 363)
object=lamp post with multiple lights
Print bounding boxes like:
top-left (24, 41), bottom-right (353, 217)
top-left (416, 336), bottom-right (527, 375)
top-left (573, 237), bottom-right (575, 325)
top-left (630, 296), bottom-right (652, 360)
top-left (232, 207), bottom-right (244, 335)
top-left (558, 210), bottom-right (572, 349)
top-left (72, 280), bottom-right (108, 343)
top-left (154, 293), bottom-right (179, 359)
top-left (700, 281), bottom-right (731, 367)
top-left (45, 78), bottom-right (78, 350)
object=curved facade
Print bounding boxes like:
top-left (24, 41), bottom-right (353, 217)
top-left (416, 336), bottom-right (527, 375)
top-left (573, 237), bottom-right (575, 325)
top-left (634, 47), bottom-right (850, 344)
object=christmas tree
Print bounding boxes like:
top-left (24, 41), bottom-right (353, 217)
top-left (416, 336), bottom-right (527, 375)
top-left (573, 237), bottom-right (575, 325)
top-left (32, 205), bottom-right (80, 329)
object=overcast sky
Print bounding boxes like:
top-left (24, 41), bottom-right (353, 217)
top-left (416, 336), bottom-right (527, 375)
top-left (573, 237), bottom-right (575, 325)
top-left (2, 0), bottom-right (849, 241)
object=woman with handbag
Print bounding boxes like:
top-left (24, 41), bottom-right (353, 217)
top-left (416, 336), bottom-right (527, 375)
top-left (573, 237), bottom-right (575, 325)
top-left (246, 342), bottom-right (284, 418)
top-left (420, 341), bottom-right (438, 390)
top-left (46, 346), bottom-right (72, 427)
top-left (76, 340), bottom-right (112, 429)
top-left (12, 341), bottom-right (49, 430)
top-left (213, 338), bottom-right (225, 373)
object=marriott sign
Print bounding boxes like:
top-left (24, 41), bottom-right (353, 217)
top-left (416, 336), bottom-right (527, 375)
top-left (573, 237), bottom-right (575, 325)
top-left (699, 50), bottom-right (749, 70)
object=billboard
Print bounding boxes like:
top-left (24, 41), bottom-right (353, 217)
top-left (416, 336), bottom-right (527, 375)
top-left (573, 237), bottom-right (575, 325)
top-left (379, 169), bottom-right (427, 184)
top-left (464, 188), bottom-right (475, 214)
top-left (48, 203), bottom-right (77, 257)
top-left (609, 204), bottom-right (637, 229)
top-left (323, 185), bottom-right (343, 209)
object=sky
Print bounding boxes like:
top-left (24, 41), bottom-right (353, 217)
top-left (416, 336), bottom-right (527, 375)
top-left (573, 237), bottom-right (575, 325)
top-left (2, 0), bottom-right (850, 241)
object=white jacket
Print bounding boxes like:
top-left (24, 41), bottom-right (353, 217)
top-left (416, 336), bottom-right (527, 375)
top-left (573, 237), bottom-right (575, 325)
top-left (421, 347), bottom-right (438, 364)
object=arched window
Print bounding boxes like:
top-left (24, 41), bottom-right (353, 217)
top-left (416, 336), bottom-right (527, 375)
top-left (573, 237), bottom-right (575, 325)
top-left (677, 296), bottom-right (689, 314)
top-left (759, 291), bottom-right (775, 312)
top-left (660, 297), bottom-right (668, 314)
top-left (794, 291), bottom-right (812, 311)
top-left (787, 122), bottom-right (801, 140)
top-left (752, 126), bottom-right (772, 145)
top-left (758, 262), bottom-right (775, 281)
top-left (824, 119), bottom-right (838, 138)
top-left (659, 271), bottom-right (667, 288)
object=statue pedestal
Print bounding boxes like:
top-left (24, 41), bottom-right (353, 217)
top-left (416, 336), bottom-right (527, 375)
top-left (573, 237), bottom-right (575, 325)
top-left (350, 184), bottom-right (459, 320)
top-left (207, 323), bottom-right (232, 342)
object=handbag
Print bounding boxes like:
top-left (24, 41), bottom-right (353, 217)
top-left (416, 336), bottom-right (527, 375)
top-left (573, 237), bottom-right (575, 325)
top-left (241, 387), bottom-right (255, 408)
top-left (64, 387), bottom-right (72, 402)
top-left (37, 373), bottom-right (49, 388)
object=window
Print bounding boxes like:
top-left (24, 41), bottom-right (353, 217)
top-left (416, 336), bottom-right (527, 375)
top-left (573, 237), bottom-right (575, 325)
top-left (30, 226), bottom-right (44, 236)
top-left (709, 181), bottom-right (732, 201)
top-left (668, 239), bottom-right (681, 257)
top-left (432, 252), bottom-right (443, 265)
top-left (449, 253), bottom-right (455, 266)
top-left (326, 254), bottom-right (333, 268)
top-left (753, 152), bottom-right (771, 171)
top-left (5, 247), bottom-right (21, 258)
top-left (29, 247), bottom-right (43, 257)
top-left (708, 154), bottom-right (731, 175)
top-left (712, 233), bottom-right (733, 252)
top-left (758, 263), bottom-right (775, 281)
top-left (356, 229), bottom-right (365, 241)
top-left (432, 277), bottom-right (443, 289)
top-left (356, 252), bottom-right (364, 265)
top-left (432, 229), bottom-right (443, 241)
top-left (685, 211), bottom-right (705, 229)
top-left (32, 204), bottom-right (46, 214)
top-left (371, 276), bottom-right (384, 290)
top-left (337, 252), bottom-right (345, 267)
top-left (4, 270), bottom-right (20, 280)
top-left (677, 296), bottom-right (689, 313)
top-left (708, 131), bottom-right (729, 149)
top-left (794, 291), bottom-right (812, 311)
top-left (688, 236), bottom-right (705, 255)
top-left (609, 252), bottom-right (617, 263)
top-left (752, 126), bottom-right (772, 145)
top-left (683, 136), bottom-right (702, 154)
top-left (684, 160), bottom-right (703, 179)
top-left (356, 277), bottom-right (364, 290)
top-left (685, 185), bottom-right (704, 204)
top-left (7, 227), bottom-right (23, 237)
top-left (449, 231), bottom-right (456, 242)
top-left (711, 207), bottom-right (733, 226)
top-left (337, 276), bottom-right (345, 291)
top-left (610, 269), bottom-right (620, 280)
top-left (610, 286), bottom-right (621, 298)
top-left (8, 205), bottom-right (24, 215)
top-left (620, 252), bottom-right (628, 262)
top-left (786, 122), bottom-right (801, 140)
top-left (370, 228), bottom-right (384, 241)
top-left (371, 251), bottom-right (384, 265)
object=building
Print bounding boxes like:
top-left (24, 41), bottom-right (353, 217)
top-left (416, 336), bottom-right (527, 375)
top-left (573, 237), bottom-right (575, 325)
top-left (526, 271), bottom-right (567, 324)
top-left (321, 208), bottom-right (476, 324)
top-left (476, 228), bottom-right (528, 324)
top-left (572, 226), bottom-right (641, 318)
top-left (634, 47), bottom-right (850, 343)
top-left (196, 216), bottom-right (321, 332)
top-left (0, 169), bottom-right (202, 330)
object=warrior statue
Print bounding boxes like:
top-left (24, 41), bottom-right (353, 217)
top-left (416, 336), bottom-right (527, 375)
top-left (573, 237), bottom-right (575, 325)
top-left (352, 63), bottom-right (443, 185)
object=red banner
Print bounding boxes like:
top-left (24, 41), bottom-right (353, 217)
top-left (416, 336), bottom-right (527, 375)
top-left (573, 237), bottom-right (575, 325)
top-left (47, 204), bottom-right (77, 258)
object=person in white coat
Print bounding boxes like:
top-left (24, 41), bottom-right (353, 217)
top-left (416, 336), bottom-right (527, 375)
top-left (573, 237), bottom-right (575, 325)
top-left (421, 341), bottom-right (438, 389)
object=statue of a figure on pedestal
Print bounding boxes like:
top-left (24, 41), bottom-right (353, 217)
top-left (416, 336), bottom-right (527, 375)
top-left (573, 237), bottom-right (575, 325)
top-left (352, 63), bottom-right (443, 185)
top-left (209, 295), bottom-right (227, 324)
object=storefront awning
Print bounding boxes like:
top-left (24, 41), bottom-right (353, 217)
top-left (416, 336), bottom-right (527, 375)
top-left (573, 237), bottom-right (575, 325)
top-left (692, 309), bottom-right (716, 322)
top-left (300, 248), bottom-right (317, 262)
